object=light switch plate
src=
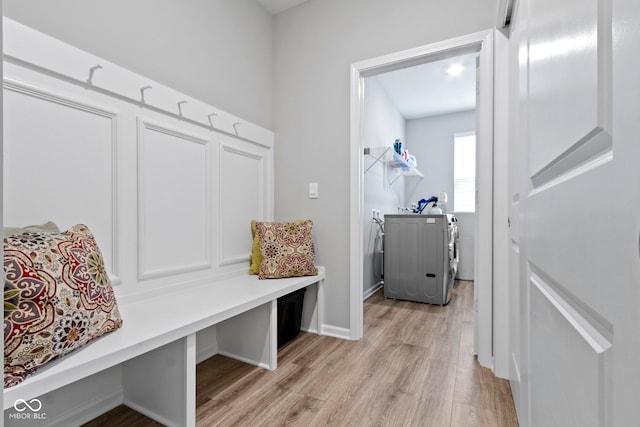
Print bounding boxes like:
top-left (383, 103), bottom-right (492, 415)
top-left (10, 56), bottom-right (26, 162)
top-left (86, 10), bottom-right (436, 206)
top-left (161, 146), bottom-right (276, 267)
top-left (309, 182), bottom-right (318, 199)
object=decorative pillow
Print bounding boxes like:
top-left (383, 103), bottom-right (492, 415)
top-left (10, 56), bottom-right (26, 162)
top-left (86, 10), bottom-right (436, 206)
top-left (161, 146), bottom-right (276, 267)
top-left (250, 219), bottom-right (308, 275)
top-left (4, 224), bottom-right (123, 387)
top-left (255, 220), bottom-right (318, 280)
top-left (249, 220), bottom-right (262, 275)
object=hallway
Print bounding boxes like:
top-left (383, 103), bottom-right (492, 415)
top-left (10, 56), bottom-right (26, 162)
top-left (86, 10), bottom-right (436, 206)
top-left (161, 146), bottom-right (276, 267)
top-left (86, 281), bottom-right (518, 426)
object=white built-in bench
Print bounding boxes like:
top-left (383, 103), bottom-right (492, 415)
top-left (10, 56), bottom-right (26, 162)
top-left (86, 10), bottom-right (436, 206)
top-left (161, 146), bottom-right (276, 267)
top-left (3, 268), bottom-right (325, 426)
top-left (2, 18), bottom-right (325, 426)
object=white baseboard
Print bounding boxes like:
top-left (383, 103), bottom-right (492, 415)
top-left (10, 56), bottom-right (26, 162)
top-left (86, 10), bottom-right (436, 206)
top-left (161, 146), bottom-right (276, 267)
top-left (123, 399), bottom-right (181, 427)
top-left (216, 350), bottom-right (271, 370)
top-left (320, 324), bottom-right (352, 340)
top-left (300, 325), bottom-right (319, 334)
top-left (363, 282), bottom-right (383, 300)
top-left (42, 390), bottom-right (122, 427)
top-left (196, 325), bottom-right (218, 364)
top-left (196, 342), bottom-right (218, 364)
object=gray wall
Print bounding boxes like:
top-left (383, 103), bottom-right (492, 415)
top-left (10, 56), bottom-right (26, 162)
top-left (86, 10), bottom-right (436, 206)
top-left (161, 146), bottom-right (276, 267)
top-left (405, 110), bottom-right (476, 210)
top-left (273, 0), bottom-right (496, 330)
top-left (362, 77), bottom-right (405, 298)
top-left (405, 110), bottom-right (476, 279)
top-left (3, 0), bottom-right (274, 129)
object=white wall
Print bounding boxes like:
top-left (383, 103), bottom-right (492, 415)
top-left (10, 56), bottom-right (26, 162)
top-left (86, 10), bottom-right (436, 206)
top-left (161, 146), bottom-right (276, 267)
top-left (274, 0), bottom-right (498, 331)
top-left (3, 0), bottom-right (274, 129)
top-left (362, 77), bottom-right (405, 298)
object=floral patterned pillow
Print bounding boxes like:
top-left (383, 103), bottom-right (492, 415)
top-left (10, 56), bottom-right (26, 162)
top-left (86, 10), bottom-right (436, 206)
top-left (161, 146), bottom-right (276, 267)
top-left (255, 220), bottom-right (318, 280)
top-left (4, 224), bottom-right (123, 387)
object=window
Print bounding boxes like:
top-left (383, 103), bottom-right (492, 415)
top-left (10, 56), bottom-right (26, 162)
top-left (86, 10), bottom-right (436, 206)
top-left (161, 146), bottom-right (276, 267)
top-left (453, 132), bottom-right (476, 212)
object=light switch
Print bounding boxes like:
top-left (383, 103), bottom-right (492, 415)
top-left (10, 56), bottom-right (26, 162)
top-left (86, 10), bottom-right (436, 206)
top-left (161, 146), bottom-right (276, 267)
top-left (309, 182), bottom-right (318, 199)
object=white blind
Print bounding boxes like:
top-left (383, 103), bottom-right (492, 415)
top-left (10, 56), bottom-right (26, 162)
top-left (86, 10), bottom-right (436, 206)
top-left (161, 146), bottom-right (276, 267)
top-left (453, 132), bottom-right (476, 212)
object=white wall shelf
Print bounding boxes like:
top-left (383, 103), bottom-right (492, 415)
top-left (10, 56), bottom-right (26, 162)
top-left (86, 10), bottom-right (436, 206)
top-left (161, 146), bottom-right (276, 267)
top-left (364, 146), bottom-right (423, 184)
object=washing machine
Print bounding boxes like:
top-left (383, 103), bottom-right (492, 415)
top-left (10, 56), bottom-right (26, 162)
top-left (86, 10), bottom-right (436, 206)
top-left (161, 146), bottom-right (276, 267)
top-left (383, 214), bottom-right (458, 305)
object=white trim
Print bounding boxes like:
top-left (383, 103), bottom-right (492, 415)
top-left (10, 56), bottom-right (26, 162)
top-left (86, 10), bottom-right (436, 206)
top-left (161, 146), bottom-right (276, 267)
top-left (218, 142), bottom-right (266, 266)
top-left (350, 30), bottom-right (496, 366)
top-left (473, 30), bottom-right (495, 369)
top-left (2, 18), bottom-right (275, 147)
top-left (123, 398), bottom-right (182, 427)
top-left (3, 77), bottom-right (122, 285)
top-left (493, 29), bottom-right (512, 379)
top-left (363, 282), bottom-right (383, 301)
top-left (136, 117), bottom-right (213, 280)
top-left (349, 64), bottom-right (365, 340)
top-left (320, 324), bottom-right (352, 340)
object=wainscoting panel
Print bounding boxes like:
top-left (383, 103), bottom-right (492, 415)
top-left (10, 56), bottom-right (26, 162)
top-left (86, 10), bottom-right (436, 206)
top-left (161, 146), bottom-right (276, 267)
top-left (218, 141), bottom-right (268, 266)
top-left (3, 79), bottom-right (120, 283)
top-left (530, 272), bottom-right (611, 427)
top-left (137, 118), bottom-right (212, 280)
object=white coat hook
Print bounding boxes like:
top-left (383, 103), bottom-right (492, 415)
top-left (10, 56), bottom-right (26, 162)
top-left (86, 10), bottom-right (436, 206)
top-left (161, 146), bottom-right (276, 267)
top-left (232, 122), bottom-right (241, 136)
top-left (87, 64), bottom-right (103, 84)
top-left (177, 100), bottom-right (188, 116)
top-left (207, 113), bottom-right (218, 127)
top-left (140, 85), bottom-right (152, 103)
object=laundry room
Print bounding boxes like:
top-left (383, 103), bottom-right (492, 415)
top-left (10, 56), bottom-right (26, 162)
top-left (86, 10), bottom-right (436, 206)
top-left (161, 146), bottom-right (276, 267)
top-left (362, 51), bottom-right (478, 302)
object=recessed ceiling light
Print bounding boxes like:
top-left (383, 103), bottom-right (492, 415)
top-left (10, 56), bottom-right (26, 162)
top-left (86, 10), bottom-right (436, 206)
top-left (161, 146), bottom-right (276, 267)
top-left (447, 64), bottom-right (464, 76)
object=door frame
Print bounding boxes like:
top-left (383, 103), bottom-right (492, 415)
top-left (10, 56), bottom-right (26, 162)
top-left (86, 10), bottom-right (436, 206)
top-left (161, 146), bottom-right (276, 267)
top-left (349, 30), bottom-right (503, 371)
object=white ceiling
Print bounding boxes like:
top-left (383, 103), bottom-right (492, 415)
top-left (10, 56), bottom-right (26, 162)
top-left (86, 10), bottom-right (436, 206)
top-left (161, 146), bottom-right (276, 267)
top-left (257, 0), bottom-right (310, 14)
top-left (373, 52), bottom-right (478, 120)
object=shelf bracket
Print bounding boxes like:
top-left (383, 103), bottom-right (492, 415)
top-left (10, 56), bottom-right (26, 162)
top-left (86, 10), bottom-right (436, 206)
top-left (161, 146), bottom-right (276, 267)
top-left (364, 146), bottom-right (392, 175)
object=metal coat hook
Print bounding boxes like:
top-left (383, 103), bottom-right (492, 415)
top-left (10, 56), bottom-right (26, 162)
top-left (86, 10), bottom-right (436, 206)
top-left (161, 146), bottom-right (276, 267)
top-left (232, 122), bottom-right (241, 136)
top-left (207, 113), bottom-right (218, 127)
top-left (87, 64), bottom-right (103, 84)
top-left (177, 100), bottom-right (188, 116)
top-left (140, 85), bottom-right (152, 103)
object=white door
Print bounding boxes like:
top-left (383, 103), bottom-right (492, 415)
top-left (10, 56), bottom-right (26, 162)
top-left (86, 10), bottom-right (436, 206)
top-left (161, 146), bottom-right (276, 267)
top-left (514, 0), bottom-right (640, 425)
top-left (507, 9), bottom-right (523, 417)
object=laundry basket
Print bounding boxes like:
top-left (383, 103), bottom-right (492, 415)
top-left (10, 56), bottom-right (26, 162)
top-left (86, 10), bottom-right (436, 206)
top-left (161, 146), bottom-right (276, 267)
top-left (277, 288), bottom-right (306, 348)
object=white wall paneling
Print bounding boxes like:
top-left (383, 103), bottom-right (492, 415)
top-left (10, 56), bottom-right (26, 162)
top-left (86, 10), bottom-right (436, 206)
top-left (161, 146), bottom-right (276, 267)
top-left (3, 16), bottom-right (275, 302)
top-left (218, 141), bottom-right (270, 267)
top-left (509, 0), bottom-right (640, 422)
top-left (137, 118), bottom-right (212, 280)
top-left (3, 17), bottom-right (277, 424)
top-left (3, 78), bottom-right (120, 284)
top-left (529, 270), bottom-right (612, 427)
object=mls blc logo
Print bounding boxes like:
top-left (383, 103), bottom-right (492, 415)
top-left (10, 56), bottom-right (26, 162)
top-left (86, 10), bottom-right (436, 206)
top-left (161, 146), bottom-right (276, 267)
top-left (9, 398), bottom-right (47, 420)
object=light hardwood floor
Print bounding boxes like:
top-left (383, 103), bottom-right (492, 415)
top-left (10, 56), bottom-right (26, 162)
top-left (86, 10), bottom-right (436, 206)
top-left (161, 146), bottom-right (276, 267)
top-left (83, 280), bottom-right (518, 426)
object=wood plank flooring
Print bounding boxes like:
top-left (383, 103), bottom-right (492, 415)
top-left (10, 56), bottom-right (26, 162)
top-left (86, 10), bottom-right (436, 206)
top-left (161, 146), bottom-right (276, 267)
top-left (83, 280), bottom-right (518, 426)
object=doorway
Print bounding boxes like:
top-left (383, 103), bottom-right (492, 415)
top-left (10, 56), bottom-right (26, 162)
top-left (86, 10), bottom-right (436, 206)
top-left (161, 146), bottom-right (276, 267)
top-left (349, 30), bottom-right (496, 369)
top-left (361, 51), bottom-right (478, 301)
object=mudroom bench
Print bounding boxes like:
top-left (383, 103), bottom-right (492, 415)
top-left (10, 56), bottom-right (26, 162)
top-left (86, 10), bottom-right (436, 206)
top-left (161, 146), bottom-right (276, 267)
top-left (3, 268), bottom-right (325, 426)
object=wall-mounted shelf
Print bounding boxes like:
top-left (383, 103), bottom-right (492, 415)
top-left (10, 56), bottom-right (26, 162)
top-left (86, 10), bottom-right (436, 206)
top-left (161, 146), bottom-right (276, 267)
top-left (364, 146), bottom-right (423, 184)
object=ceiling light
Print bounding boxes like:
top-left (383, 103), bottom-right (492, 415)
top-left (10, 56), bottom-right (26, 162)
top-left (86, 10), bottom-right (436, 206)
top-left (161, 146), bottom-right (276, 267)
top-left (447, 64), bottom-right (464, 76)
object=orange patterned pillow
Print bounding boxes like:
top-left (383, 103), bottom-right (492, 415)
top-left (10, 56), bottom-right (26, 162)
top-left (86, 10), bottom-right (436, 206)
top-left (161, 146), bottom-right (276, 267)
top-left (4, 224), bottom-right (123, 387)
top-left (255, 220), bottom-right (318, 280)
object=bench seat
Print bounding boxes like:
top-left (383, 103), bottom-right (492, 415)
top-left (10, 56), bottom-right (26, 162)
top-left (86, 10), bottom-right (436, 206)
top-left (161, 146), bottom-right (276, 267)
top-left (3, 267), bottom-right (325, 426)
